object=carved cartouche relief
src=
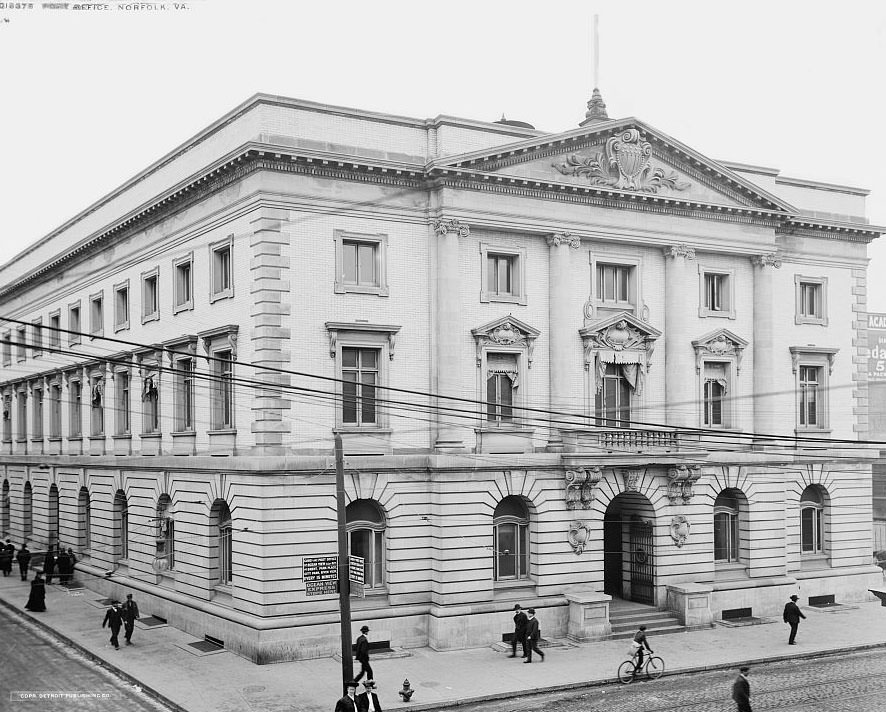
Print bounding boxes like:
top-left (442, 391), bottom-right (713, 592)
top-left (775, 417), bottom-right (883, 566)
top-left (670, 516), bottom-right (691, 548)
top-left (568, 521), bottom-right (593, 555)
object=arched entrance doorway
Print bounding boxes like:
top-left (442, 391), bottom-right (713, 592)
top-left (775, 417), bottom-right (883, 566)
top-left (603, 492), bottom-right (656, 605)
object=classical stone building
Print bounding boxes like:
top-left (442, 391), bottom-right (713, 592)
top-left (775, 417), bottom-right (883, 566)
top-left (0, 92), bottom-right (882, 662)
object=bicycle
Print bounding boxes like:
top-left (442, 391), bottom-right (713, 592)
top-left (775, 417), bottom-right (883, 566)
top-left (617, 649), bottom-right (665, 684)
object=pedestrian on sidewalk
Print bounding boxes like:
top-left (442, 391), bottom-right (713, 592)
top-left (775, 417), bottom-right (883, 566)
top-left (783, 594), bottom-right (806, 645)
top-left (509, 604), bottom-right (528, 658)
top-left (0, 540), bottom-right (12, 576)
top-left (356, 679), bottom-right (382, 712)
top-left (354, 625), bottom-right (373, 683)
top-left (121, 593), bottom-right (140, 645)
top-left (334, 680), bottom-right (359, 712)
top-left (24, 572), bottom-right (46, 612)
top-left (56, 549), bottom-right (70, 585)
top-left (43, 545), bottom-right (57, 585)
top-left (731, 665), bottom-right (752, 711)
top-left (102, 601), bottom-right (123, 650)
top-left (524, 608), bottom-right (545, 663)
top-left (631, 625), bottom-right (654, 676)
top-left (16, 544), bottom-right (31, 581)
top-left (66, 548), bottom-right (78, 584)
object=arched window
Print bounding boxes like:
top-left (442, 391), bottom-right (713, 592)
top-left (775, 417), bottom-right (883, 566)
top-left (113, 490), bottom-right (128, 560)
top-left (23, 482), bottom-right (32, 539)
top-left (2, 480), bottom-right (11, 535)
top-left (211, 499), bottom-right (232, 585)
top-left (156, 495), bottom-right (174, 571)
top-left (714, 490), bottom-right (741, 562)
top-left (78, 487), bottom-right (91, 552)
top-left (48, 484), bottom-right (59, 548)
top-left (493, 496), bottom-right (530, 581)
top-left (800, 485), bottom-right (825, 554)
top-left (346, 499), bottom-right (385, 590)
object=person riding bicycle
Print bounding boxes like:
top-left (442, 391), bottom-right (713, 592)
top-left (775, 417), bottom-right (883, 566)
top-left (631, 625), bottom-right (654, 676)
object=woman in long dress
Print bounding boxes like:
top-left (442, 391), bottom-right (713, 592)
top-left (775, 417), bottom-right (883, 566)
top-left (25, 572), bottom-right (46, 612)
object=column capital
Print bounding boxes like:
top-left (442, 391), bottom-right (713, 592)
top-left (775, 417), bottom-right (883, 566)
top-left (547, 232), bottom-right (581, 249)
top-left (751, 253), bottom-right (782, 269)
top-left (662, 244), bottom-right (695, 260)
top-left (432, 218), bottom-right (470, 238)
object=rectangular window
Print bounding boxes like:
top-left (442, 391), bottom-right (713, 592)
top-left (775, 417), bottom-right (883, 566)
top-left (799, 282), bottom-right (821, 319)
top-left (32, 388), bottom-right (43, 439)
top-left (795, 275), bottom-right (828, 325)
top-left (142, 373), bottom-right (159, 434)
top-left (486, 353), bottom-right (517, 423)
top-left (116, 371), bottom-right (130, 435)
top-left (17, 393), bottom-right (27, 441)
top-left (174, 257), bottom-right (193, 312)
top-left (211, 351), bottom-right (234, 429)
top-left (343, 241), bottom-right (378, 287)
top-left (703, 363), bottom-right (728, 427)
top-left (142, 271), bottom-right (159, 321)
top-left (16, 327), bottom-right (27, 361)
top-left (704, 273), bottom-right (725, 312)
top-left (90, 378), bottom-right (104, 436)
top-left (597, 264), bottom-right (631, 303)
top-left (70, 380), bottom-right (82, 437)
top-left (48, 312), bottom-right (60, 350)
top-left (175, 358), bottom-right (195, 431)
top-left (341, 347), bottom-right (378, 426)
top-left (1, 331), bottom-right (10, 366)
top-left (2, 395), bottom-right (12, 442)
top-left (595, 363), bottom-right (631, 427)
top-left (487, 254), bottom-right (517, 297)
top-left (114, 283), bottom-right (130, 331)
top-left (211, 240), bottom-right (233, 300)
top-left (799, 365), bottom-right (820, 427)
top-left (90, 294), bottom-right (103, 336)
top-left (31, 319), bottom-right (43, 357)
top-left (69, 304), bottom-right (81, 345)
top-left (49, 384), bottom-right (61, 438)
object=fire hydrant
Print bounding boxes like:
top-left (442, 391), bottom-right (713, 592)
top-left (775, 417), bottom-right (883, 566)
top-left (398, 679), bottom-right (414, 702)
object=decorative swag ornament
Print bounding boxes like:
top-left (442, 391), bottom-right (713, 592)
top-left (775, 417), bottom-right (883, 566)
top-left (142, 375), bottom-right (158, 402)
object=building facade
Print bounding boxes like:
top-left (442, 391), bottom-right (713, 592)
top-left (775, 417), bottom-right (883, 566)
top-left (0, 93), bottom-right (882, 662)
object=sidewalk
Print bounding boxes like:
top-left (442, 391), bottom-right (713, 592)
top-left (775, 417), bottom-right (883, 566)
top-left (2, 573), bottom-right (886, 712)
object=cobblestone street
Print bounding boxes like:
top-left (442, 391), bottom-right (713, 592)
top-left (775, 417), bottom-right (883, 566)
top-left (444, 648), bottom-right (886, 712)
top-left (0, 606), bottom-right (174, 712)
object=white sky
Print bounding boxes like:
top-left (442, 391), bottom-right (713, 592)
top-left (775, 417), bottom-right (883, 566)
top-left (1, 0), bottom-right (884, 307)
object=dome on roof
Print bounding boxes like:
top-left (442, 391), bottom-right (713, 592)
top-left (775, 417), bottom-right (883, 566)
top-left (494, 114), bottom-right (535, 130)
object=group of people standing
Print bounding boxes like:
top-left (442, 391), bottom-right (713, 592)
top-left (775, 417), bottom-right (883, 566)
top-left (40, 545), bottom-right (78, 586)
top-left (1, 540), bottom-right (79, 613)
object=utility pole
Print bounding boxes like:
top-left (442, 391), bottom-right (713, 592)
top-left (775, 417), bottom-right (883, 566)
top-left (335, 432), bottom-right (354, 692)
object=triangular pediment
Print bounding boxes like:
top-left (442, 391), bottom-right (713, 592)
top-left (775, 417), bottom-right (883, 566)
top-left (433, 118), bottom-right (795, 214)
top-left (579, 311), bottom-right (661, 348)
top-left (692, 328), bottom-right (748, 351)
top-left (471, 315), bottom-right (540, 341)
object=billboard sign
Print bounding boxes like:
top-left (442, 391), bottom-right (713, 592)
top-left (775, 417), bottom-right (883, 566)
top-left (869, 313), bottom-right (886, 381)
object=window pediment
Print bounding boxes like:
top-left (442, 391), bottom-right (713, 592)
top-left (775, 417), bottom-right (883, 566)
top-left (692, 329), bottom-right (748, 373)
top-left (471, 316), bottom-right (540, 368)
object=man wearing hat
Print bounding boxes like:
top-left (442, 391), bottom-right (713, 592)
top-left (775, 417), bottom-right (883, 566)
top-left (782, 594), bottom-right (806, 645)
top-left (731, 666), bottom-right (752, 711)
top-left (523, 608), bottom-right (545, 663)
top-left (356, 679), bottom-right (382, 712)
top-left (354, 625), bottom-right (373, 683)
top-left (335, 680), bottom-right (359, 712)
top-left (509, 604), bottom-right (528, 658)
top-left (121, 593), bottom-right (140, 645)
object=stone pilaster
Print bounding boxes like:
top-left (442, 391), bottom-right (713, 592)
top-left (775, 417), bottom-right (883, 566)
top-left (249, 209), bottom-right (292, 455)
top-left (664, 245), bottom-right (696, 428)
top-left (433, 218), bottom-right (469, 452)
top-left (751, 254), bottom-right (782, 439)
top-left (851, 267), bottom-right (869, 438)
top-left (547, 232), bottom-right (581, 451)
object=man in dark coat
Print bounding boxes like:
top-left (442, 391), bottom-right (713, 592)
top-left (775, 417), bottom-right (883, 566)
top-left (25, 572), bottom-right (46, 612)
top-left (0, 540), bottom-right (12, 576)
top-left (66, 548), bottom-right (77, 584)
top-left (354, 625), bottom-right (373, 683)
top-left (56, 549), bottom-right (70, 585)
top-left (334, 680), bottom-right (359, 712)
top-left (783, 594), bottom-right (806, 644)
top-left (16, 544), bottom-right (31, 581)
top-left (102, 602), bottom-right (123, 650)
top-left (355, 680), bottom-right (382, 712)
top-left (524, 608), bottom-right (545, 663)
top-left (509, 603), bottom-right (528, 658)
top-left (121, 593), bottom-right (140, 645)
top-left (732, 665), bottom-right (752, 711)
top-left (43, 546), bottom-right (57, 584)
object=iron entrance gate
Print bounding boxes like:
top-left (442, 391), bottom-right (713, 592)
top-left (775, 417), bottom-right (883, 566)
top-left (629, 517), bottom-right (654, 605)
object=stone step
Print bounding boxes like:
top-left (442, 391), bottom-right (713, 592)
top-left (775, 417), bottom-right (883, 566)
top-left (609, 609), bottom-right (677, 623)
top-left (609, 623), bottom-right (687, 640)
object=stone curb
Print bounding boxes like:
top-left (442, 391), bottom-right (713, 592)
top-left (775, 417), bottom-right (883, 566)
top-left (0, 597), bottom-right (188, 712)
top-left (390, 641), bottom-right (886, 711)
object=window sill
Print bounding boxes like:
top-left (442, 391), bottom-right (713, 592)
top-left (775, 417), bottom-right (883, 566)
top-left (141, 432), bottom-right (162, 439)
top-left (68, 435), bottom-right (83, 441)
top-left (141, 312), bottom-right (160, 324)
top-left (209, 290), bottom-right (233, 304)
top-left (493, 579), bottom-right (535, 591)
top-left (112, 433), bottom-right (132, 440)
top-left (481, 292), bottom-right (527, 306)
top-left (207, 428), bottom-right (237, 435)
top-left (795, 317), bottom-right (828, 326)
top-left (714, 562), bottom-right (749, 581)
top-left (699, 310), bottom-right (736, 319)
top-left (334, 283), bottom-right (390, 297)
top-left (47, 436), bottom-right (62, 442)
top-left (30, 437), bottom-right (45, 443)
top-left (89, 332), bottom-right (104, 340)
top-left (114, 323), bottom-right (130, 333)
top-left (172, 302), bottom-right (194, 315)
top-left (800, 554), bottom-right (829, 570)
top-left (334, 427), bottom-right (392, 434)
top-left (794, 429), bottom-right (832, 438)
top-left (172, 430), bottom-right (197, 437)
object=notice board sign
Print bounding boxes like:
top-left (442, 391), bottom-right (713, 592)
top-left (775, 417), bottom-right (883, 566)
top-left (303, 555), bottom-right (338, 596)
top-left (869, 312), bottom-right (886, 381)
top-left (348, 555), bottom-right (365, 585)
